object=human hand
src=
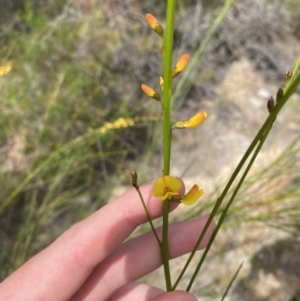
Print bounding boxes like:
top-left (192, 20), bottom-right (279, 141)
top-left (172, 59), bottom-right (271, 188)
top-left (0, 181), bottom-right (215, 301)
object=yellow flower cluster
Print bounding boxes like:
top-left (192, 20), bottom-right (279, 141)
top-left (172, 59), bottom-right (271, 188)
top-left (141, 54), bottom-right (190, 101)
top-left (99, 117), bottom-right (135, 134)
top-left (99, 115), bottom-right (160, 134)
top-left (142, 14), bottom-right (207, 131)
top-left (143, 13), bottom-right (206, 207)
top-left (0, 61), bottom-right (12, 77)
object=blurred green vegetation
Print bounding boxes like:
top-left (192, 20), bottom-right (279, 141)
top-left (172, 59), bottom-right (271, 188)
top-left (0, 0), bottom-right (162, 278)
top-left (0, 0), bottom-right (231, 280)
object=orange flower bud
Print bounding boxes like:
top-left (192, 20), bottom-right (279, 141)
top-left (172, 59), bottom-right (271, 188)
top-left (141, 84), bottom-right (161, 101)
top-left (172, 112), bottom-right (207, 129)
top-left (145, 14), bottom-right (164, 37)
top-left (171, 54), bottom-right (189, 78)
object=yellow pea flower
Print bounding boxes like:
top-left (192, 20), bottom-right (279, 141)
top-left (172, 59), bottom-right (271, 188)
top-left (173, 112), bottom-right (207, 129)
top-left (145, 14), bottom-right (164, 37)
top-left (141, 84), bottom-right (161, 101)
top-left (181, 184), bottom-right (203, 206)
top-left (152, 176), bottom-right (181, 201)
top-left (152, 176), bottom-right (203, 206)
top-left (171, 54), bottom-right (189, 78)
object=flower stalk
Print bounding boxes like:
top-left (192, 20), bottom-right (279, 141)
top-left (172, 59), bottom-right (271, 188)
top-left (136, 0), bottom-right (300, 294)
top-left (161, 0), bottom-right (176, 291)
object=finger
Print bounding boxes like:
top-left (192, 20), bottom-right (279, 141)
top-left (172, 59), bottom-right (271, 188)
top-left (70, 216), bottom-right (215, 300)
top-left (0, 182), bottom-right (185, 301)
top-left (108, 282), bottom-right (197, 301)
top-left (108, 281), bottom-right (163, 301)
top-left (150, 291), bottom-right (197, 301)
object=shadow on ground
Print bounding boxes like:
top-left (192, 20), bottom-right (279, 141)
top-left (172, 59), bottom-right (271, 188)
top-left (232, 237), bottom-right (300, 301)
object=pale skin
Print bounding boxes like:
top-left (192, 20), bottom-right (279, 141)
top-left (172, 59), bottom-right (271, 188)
top-left (0, 181), bottom-right (215, 301)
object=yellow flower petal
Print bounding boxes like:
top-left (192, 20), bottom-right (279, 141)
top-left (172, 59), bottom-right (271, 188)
top-left (181, 184), bottom-right (203, 206)
top-left (163, 175), bottom-right (181, 192)
top-left (152, 176), bottom-right (181, 201)
top-left (161, 191), bottom-right (180, 201)
top-left (173, 112), bottom-right (207, 129)
top-left (186, 112), bottom-right (207, 128)
top-left (152, 177), bottom-right (167, 198)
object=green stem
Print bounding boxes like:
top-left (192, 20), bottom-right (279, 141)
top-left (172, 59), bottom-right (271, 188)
top-left (220, 261), bottom-right (244, 301)
top-left (184, 67), bottom-right (300, 284)
top-left (186, 125), bottom-right (273, 291)
top-left (163, 0), bottom-right (175, 175)
top-left (162, 200), bottom-right (172, 291)
top-left (161, 0), bottom-right (176, 291)
top-left (176, 59), bottom-right (300, 290)
top-left (136, 186), bottom-right (161, 245)
top-left (173, 197), bottom-right (222, 289)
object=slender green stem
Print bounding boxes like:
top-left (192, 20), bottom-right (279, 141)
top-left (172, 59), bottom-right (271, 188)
top-left (163, 0), bottom-right (175, 175)
top-left (172, 197), bottom-right (222, 289)
top-left (186, 125), bottom-right (272, 291)
top-left (174, 121), bottom-right (265, 288)
top-left (211, 57), bottom-right (300, 211)
top-left (181, 62), bottom-right (299, 291)
top-left (220, 262), bottom-right (244, 301)
top-left (161, 0), bottom-right (176, 291)
top-left (135, 186), bottom-right (161, 245)
top-left (162, 200), bottom-right (172, 291)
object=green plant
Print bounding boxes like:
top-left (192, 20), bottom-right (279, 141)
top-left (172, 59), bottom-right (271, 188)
top-left (0, 3), bottom-right (154, 279)
top-left (1, 1), bottom-right (300, 298)
top-left (132, 0), bottom-right (300, 296)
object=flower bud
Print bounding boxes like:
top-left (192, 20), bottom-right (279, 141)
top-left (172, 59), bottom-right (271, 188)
top-left (130, 169), bottom-right (138, 187)
top-left (285, 70), bottom-right (292, 83)
top-left (276, 87), bottom-right (284, 103)
top-left (171, 54), bottom-right (189, 78)
top-left (145, 14), bottom-right (164, 37)
top-left (141, 84), bottom-right (161, 101)
top-left (267, 96), bottom-right (275, 113)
